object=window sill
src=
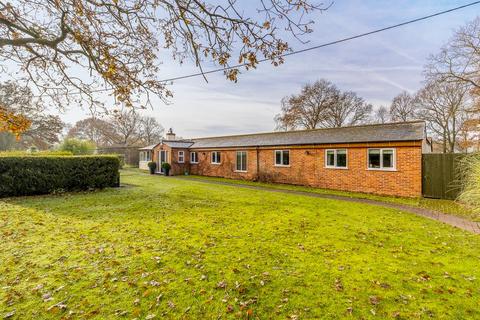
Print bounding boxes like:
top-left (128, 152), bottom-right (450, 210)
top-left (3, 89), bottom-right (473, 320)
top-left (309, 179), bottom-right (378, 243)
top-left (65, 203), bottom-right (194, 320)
top-left (325, 166), bottom-right (348, 170)
top-left (190, 162), bottom-right (199, 164)
top-left (367, 168), bottom-right (397, 172)
top-left (211, 162), bottom-right (221, 165)
top-left (234, 170), bottom-right (248, 173)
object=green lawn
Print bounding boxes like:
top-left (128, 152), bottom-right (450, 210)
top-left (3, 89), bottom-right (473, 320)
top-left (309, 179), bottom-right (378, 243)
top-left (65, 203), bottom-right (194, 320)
top-left (1, 170), bottom-right (479, 319)
top-left (180, 174), bottom-right (477, 221)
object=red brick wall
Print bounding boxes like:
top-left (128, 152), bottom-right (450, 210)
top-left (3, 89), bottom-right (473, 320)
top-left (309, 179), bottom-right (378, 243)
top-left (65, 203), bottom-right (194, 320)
top-left (188, 142), bottom-right (422, 197)
top-left (189, 149), bottom-right (258, 180)
top-left (151, 144), bottom-right (188, 175)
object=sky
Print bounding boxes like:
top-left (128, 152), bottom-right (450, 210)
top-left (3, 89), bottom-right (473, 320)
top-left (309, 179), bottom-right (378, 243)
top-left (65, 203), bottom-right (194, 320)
top-left (58, 1), bottom-right (479, 138)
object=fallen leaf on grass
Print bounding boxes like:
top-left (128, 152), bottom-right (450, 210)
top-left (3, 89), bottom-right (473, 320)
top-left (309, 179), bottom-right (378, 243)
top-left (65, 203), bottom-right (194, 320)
top-left (42, 292), bottom-right (52, 302)
top-left (369, 296), bottom-right (380, 305)
top-left (334, 278), bottom-right (343, 291)
top-left (47, 301), bottom-right (67, 312)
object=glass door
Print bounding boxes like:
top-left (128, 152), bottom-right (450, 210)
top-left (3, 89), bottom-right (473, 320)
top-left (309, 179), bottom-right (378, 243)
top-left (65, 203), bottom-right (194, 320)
top-left (159, 150), bottom-right (168, 174)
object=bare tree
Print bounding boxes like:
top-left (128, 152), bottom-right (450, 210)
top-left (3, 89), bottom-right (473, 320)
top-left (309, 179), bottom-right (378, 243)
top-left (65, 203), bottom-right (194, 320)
top-left (275, 79), bottom-right (372, 130)
top-left (415, 80), bottom-right (471, 153)
top-left (389, 91), bottom-right (417, 122)
top-left (0, 0), bottom-right (327, 129)
top-left (426, 17), bottom-right (480, 94)
top-left (0, 81), bottom-right (63, 149)
top-left (323, 91), bottom-right (372, 127)
top-left (139, 117), bottom-right (164, 145)
top-left (67, 117), bottom-right (114, 147)
top-left (275, 80), bottom-right (338, 130)
top-left (374, 105), bottom-right (390, 124)
top-left (100, 109), bottom-right (143, 146)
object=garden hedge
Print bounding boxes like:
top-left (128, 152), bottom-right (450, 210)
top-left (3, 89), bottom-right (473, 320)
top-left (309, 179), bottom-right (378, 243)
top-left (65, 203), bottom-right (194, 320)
top-left (0, 155), bottom-right (120, 197)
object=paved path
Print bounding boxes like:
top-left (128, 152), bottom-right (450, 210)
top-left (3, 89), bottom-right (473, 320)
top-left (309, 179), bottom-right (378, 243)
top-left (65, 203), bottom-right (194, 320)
top-left (174, 176), bottom-right (480, 235)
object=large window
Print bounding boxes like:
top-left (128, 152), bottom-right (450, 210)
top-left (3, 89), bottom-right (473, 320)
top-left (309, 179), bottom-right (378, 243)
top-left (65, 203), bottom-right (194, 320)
top-left (178, 151), bottom-right (185, 163)
top-left (368, 148), bottom-right (395, 170)
top-left (236, 151), bottom-right (247, 172)
top-left (190, 152), bottom-right (198, 164)
top-left (325, 149), bottom-right (347, 168)
top-left (140, 151), bottom-right (151, 162)
top-left (211, 151), bottom-right (221, 164)
top-left (274, 150), bottom-right (290, 166)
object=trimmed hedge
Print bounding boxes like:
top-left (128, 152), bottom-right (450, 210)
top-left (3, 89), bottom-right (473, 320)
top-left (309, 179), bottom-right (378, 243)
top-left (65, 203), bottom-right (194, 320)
top-left (0, 156), bottom-right (120, 197)
top-left (0, 150), bottom-right (74, 156)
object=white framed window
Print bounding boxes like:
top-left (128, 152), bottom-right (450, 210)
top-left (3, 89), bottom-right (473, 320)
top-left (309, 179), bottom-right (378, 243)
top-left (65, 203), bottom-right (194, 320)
top-left (140, 151), bottom-right (151, 161)
top-left (274, 150), bottom-right (290, 166)
top-left (190, 152), bottom-right (198, 164)
top-left (178, 151), bottom-right (185, 163)
top-left (368, 148), bottom-right (396, 170)
top-left (211, 151), bottom-right (221, 164)
top-left (236, 151), bottom-right (247, 172)
top-left (325, 149), bottom-right (347, 169)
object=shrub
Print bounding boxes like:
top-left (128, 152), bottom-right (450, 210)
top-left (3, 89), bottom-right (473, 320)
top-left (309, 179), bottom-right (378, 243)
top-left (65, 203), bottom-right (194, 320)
top-left (0, 150), bottom-right (73, 157)
top-left (58, 138), bottom-right (95, 155)
top-left (458, 153), bottom-right (480, 213)
top-left (161, 162), bottom-right (171, 170)
top-left (0, 156), bottom-right (120, 197)
top-left (161, 162), bottom-right (171, 176)
top-left (148, 161), bottom-right (157, 174)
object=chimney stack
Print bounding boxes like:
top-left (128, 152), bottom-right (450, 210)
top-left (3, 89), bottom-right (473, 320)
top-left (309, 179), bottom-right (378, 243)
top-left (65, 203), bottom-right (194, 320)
top-left (165, 128), bottom-right (176, 140)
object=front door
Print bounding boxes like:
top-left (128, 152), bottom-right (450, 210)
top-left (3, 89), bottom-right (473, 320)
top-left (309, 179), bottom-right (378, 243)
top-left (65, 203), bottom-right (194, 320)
top-left (159, 150), bottom-right (168, 174)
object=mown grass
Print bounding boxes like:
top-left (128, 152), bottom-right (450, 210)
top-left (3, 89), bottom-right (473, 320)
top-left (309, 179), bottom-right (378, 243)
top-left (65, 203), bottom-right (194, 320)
top-left (1, 170), bottom-right (479, 319)
top-left (179, 174), bottom-right (477, 221)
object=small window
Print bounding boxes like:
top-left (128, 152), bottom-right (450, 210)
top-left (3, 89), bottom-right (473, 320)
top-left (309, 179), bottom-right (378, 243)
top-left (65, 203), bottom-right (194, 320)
top-left (236, 151), bottom-right (247, 172)
top-left (190, 152), bottom-right (198, 163)
top-left (325, 149), bottom-right (347, 168)
top-left (211, 151), bottom-right (221, 164)
top-left (368, 148), bottom-right (395, 170)
top-left (274, 150), bottom-right (290, 166)
top-left (178, 151), bottom-right (184, 163)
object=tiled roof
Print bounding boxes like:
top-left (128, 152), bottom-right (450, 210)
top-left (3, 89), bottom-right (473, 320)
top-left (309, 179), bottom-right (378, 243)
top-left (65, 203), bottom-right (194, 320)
top-left (163, 141), bottom-right (194, 148)
top-left (138, 144), bottom-right (158, 150)
top-left (190, 121), bottom-right (426, 149)
top-left (138, 140), bottom-right (193, 150)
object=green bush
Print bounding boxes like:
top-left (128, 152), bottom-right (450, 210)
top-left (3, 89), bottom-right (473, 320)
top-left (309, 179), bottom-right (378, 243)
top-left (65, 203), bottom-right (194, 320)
top-left (0, 156), bottom-right (120, 197)
top-left (0, 150), bottom-right (73, 157)
top-left (148, 161), bottom-right (157, 174)
top-left (58, 138), bottom-right (95, 155)
top-left (458, 153), bottom-right (480, 213)
top-left (161, 162), bottom-right (171, 170)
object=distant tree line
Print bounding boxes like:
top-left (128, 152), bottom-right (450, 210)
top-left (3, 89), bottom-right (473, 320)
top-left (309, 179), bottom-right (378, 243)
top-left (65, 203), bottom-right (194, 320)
top-left (275, 17), bottom-right (480, 153)
top-left (0, 80), bottom-right (164, 152)
top-left (66, 110), bottom-right (164, 148)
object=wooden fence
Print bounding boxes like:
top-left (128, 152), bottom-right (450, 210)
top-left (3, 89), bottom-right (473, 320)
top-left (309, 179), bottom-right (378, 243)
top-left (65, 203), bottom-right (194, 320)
top-left (96, 146), bottom-right (140, 166)
top-left (422, 153), bottom-right (466, 200)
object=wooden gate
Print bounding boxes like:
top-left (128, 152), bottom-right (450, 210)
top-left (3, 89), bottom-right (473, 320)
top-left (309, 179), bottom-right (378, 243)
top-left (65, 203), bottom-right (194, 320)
top-left (422, 153), bottom-right (465, 199)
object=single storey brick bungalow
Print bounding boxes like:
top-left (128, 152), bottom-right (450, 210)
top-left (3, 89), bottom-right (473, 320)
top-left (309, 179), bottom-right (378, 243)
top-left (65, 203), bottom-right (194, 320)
top-left (139, 121), bottom-right (432, 197)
